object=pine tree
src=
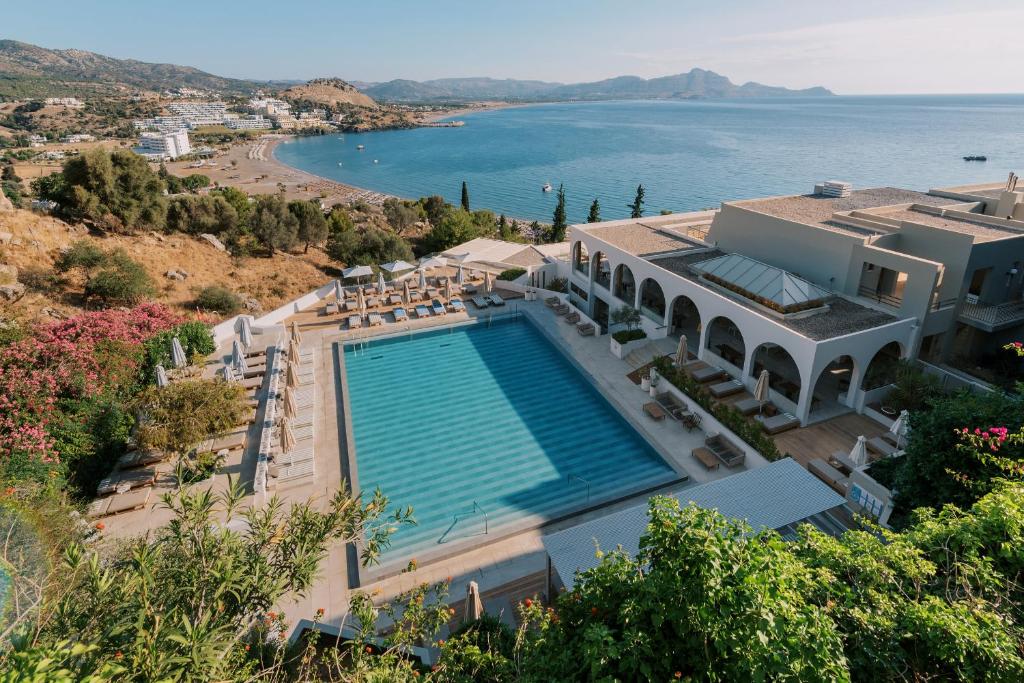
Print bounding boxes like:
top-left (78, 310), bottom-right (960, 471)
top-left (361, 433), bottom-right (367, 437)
top-left (629, 184), bottom-right (645, 219)
top-left (461, 181), bottom-right (470, 212)
top-left (550, 184), bottom-right (567, 243)
top-left (587, 198), bottom-right (601, 223)
top-left (498, 213), bottom-right (512, 240)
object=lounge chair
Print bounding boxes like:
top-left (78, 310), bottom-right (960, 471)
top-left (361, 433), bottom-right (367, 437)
top-left (117, 449), bottom-right (165, 470)
top-left (389, 294), bottom-right (402, 306)
top-left (462, 284), bottom-right (478, 294)
top-left (544, 296), bottom-right (561, 307)
top-left (705, 434), bottom-right (745, 468)
top-left (734, 397), bottom-right (770, 416)
top-left (756, 412), bottom-right (800, 435)
top-left (365, 296), bottom-right (379, 308)
top-left (393, 307), bottom-right (408, 322)
top-left (867, 436), bottom-right (898, 457)
top-left (564, 312), bottom-right (580, 324)
top-left (471, 296), bottom-right (489, 309)
top-left (449, 298), bottom-right (466, 312)
top-left (239, 375), bottom-right (264, 390)
top-left (431, 298), bottom-right (447, 315)
top-left (324, 302), bottom-right (339, 316)
top-left (414, 304), bottom-right (431, 318)
top-left (682, 412), bottom-right (702, 432)
top-left (808, 459), bottom-right (850, 495)
top-left (203, 430), bottom-right (246, 453)
top-left (97, 465), bottom-right (159, 496)
top-left (691, 366), bottom-right (726, 383)
top-left (654, 392), bottom-right (688, 420)
top-left (829, 450), bottom-right (858, 475)
top-left (88, 487), bottom-right (152, 518)
top-left (691, 447), bottom-right (719, 471)
top-left (577, 322), bottom-right (595, 336)
top-left (487, 293), bottom-right (506, 306)
top-left (344, 300), bottom-right (359, 312)
top-left (348, 315), bottom-right (363, 329)
top-left (553, 304), bottom-right (570, 316)
top-left (643, 402), bottom-right (667, 421)
top-left (709, 379), bottom-right (744, 398)
top-left (367, 312), bottom-right (383, 326)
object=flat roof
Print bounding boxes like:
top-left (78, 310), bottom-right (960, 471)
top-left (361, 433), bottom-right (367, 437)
top-left (441, 238), bottom-right (555, 268)
top-left (866, 207), bottom-right (1019, 242)
top-left (543, 459), bottom-right (847, 588)
top-left (584, 221), bottom-right (704, 257)
top-left (734, 187), bottom-right (954, 233)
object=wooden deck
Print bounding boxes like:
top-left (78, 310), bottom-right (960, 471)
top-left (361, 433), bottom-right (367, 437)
top-left (771, 412), bottom-right (889, 468)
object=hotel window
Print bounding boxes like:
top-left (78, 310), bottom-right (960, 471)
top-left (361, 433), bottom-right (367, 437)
top-left (570, 282), bottom-right (589, 302)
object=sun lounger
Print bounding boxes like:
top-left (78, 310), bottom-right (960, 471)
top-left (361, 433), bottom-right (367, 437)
top-left (682, 412), bottom-right (702, 431)
top-left (431, 299), bottom-right (447, 315)
top-left (471, 296), bottom-right (489, 308)
top-left (463, 284), bottom-right (478, 294)
top-left (691, 447), bottom-right (719, 471)
top-left (487, 294), bottom-right (506, 306)
top-left (269, 458), bottom-right (315, 482)
top-left (553, 304), bottom-right (570, 316)
top-left (734, 397), bottom-right (770, 416)
top-left (88, 487), bottom-right (153, 518)
top-left (829, 450), bottom-right (858, 475)
top-left (344, 300), bottom-right (359, 312)
top-left (365, 296), bottom-right (379, 308)
top-left (691, 366), bottom-right (726, 383)
top-left (203, 430), bottom-right (246, 453)
top-left (808, 459), bottom-right (850, 495)
top-left (393, 307), bottom-right (408, 322)
top-left (408, 290), bottom-right (423, 302)
top-left (389, 294), bottom-right (402, 306)
top-left (368, 312), bottom-right (383, 326)
top-left (414, 304), bottom-right (431, 318)
top-left (449, 298), bottom-right (466, 312)
top-left (577, 322), bottom-right (595, 336)
top-left (324, 302), bottom-right (339, 316)
top-left (544, 296), bottom-right (561, 307)
top-left (117, 449), bottom-right (166, 470)
top-left (564, 312), bottom-right (580, 324)
top-left (705, 434), bottom-right (745, 468)
top-left (97, 465), bottom-right (159, 496)
top-left (867, 436), bottom-right (898, 457)
top-left (654, 392), bottom-right (688, 420)
top-left (756, 412), bottom-right (800, 435)
top-left (709, 379), bottom-right (744, 398)
top-left (643, 402), bottom-right (667, 421)
top-left (348, 315), bottom-right (362, 329)
top-left (240, 375), bottom-right (264, 390)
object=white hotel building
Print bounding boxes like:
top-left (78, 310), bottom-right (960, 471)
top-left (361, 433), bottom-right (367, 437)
top-left (567, 179), bottom-right (1024, 426)
top-left (133, 129), bottom-right (192, 160)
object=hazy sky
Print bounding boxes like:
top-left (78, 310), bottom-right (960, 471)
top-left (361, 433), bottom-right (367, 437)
top-left (6, 0), bottom-right (1023, 94)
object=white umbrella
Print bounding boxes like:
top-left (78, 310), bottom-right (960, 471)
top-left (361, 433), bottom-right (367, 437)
top-left (283, 387), bottom-right (298, 418)
top-left (381, 259), bottom-right (415, 274)
top-left (222, 365), bottom-right (236, 383)
top-left (290, 321), bottom-right (302, 344)
top-left (449, 252), bottom-right (471, 263)
top-left (240, 317), bottom-right (253, 350)
top-left (343, 264), bottom-right (373, 281)
top-left (279, 417), bottom-right (296, 453)
top-left (357, 288), bottom-right (366, 316)
top-left (377, 271), bottom-right (386, 293)
top-left (286, 362), bottom-right (299, 389)
top-left (171, 337), bottom-right (187, 368)
top-left (850, 435), bottom-right (869, 468)
top-left (334, 279), bottom-right (345, 302)
top-left (403, 279), bottom-right (411, 306)
top-left (675, 335), bottom-right (688, 366)
top-left (464, 580), bottom-right (484, 621)
top-left (420, 256), bottom-right (447, 270)
top-left (418, 269), bottom-right (427, 291)
top-left (753, 369), bottom-right (770, 412)
top-left (445, 278), bottom-right (453, 301)
top-left (890, 410), bottom-right (909, 449)
top-left (484, 271), bottom-right (492, 294)
top-left (231, 340), bottom-right (247, 373)
top-left (456, 263), bottom-right (465, 285)
top-left (649, 367), bottom-right (658, 385)
top-left (155, 364), bottom-right (169, 388)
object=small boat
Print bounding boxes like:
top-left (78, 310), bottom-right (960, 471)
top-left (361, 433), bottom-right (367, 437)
top-left (356, 144), bottom-right (365, 150)
top-left (963, 155), bottom-right (987, 162)
top-left (373, 159), bottom-right (379, 164)
top-left (337, 162), bottom-right (343, 166)
top-left (542, 182), bottom-right (553, 192)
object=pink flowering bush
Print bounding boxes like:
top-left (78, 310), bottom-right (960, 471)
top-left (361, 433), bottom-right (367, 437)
top-left (0, 303), bottom-right (183, 484)
top-left (960, 424), bottom-right (1024, 479)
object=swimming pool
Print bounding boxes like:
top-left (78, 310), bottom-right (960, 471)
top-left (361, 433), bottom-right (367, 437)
top-left (341, 316), bottom-right (678, 567)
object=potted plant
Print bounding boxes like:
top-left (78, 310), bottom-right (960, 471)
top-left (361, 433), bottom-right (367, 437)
top-left (609, 305), bottom-right (647, 359)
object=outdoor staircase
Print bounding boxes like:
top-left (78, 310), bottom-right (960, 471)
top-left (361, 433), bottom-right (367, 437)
top-left (623, 337), bottom-right (679, 370)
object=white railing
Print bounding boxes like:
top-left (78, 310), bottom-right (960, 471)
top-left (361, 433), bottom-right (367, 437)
top-left (959, 300), bottom-right (1024, 328)
top-left (253, 340), bottom-right (284, 495)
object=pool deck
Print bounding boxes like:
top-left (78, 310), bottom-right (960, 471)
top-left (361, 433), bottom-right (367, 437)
top-left (96, 287), bottom-right (811, 642)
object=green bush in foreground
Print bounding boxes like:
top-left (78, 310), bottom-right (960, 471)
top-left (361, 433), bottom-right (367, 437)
top-left (83, 251), bottom-right (155, 306)
top-left (496, 268), bottom-right (525, 281)
top-left (194, 284), bottom-right (242, 315)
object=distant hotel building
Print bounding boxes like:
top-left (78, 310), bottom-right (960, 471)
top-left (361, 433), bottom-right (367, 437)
top-left (44, 97), bottom-right (84, 108)
top-left (225, 115), bottom-right (273, 130)
top-left (134, 129), bottom-right (191, 160)
top-left (166, 101), bottom-right (228, 127)
top-left (569, 175), bottom-right (1024, 426)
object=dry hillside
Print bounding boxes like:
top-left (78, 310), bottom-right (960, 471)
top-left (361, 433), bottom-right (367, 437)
top-left (0, 209), bottom-right (335, 325)
top-left (280, 78), bottom-right (378, 109)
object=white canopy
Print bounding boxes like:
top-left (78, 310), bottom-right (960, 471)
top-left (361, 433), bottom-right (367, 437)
top-left (850, 435), bottom-right (869, 468)
top-left (342, 265), bottom-right (373, 279)
top-left (419, 256), bottom-right (447, 270)
top-left (380, 260), bottom-right (416, 273)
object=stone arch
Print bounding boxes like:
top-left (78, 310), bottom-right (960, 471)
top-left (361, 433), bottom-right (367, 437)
top-left (638, 278), bottom-right (666, 322)
top-left (749, 343), bottom-right (803, 405)
top-left (667, 294), bottom-right (701, 348)
top-left (613, 264), bottom-right (636, 303)
top-left (861, 341), bottom-right (906, 390)
top-left (591, 251), bottom-right (610, 289)
top-left (809, 354), bottom-right (858, 418)
top-left (572, 241), bottom-right (589, 275)
top-left (704, 316), bottom-right (746, 370)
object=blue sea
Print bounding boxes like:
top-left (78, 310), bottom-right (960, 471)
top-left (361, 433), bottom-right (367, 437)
top-left (274, 96), bottom-right (1024, 223)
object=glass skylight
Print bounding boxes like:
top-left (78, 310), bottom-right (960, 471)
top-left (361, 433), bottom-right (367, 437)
top-left (692, 253), bottom-right (831, 308)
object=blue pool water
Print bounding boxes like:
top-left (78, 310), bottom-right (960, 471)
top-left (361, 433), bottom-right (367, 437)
top-left (342, 316), bottom-right (677, 565)
top-left (275, 95), bottom-right (1024, 222)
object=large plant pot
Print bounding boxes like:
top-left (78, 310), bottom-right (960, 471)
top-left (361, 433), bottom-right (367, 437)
top-left (610, 335), bottom-right (648, 360)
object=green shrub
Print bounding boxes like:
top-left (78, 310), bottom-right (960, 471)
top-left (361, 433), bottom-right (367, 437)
top-left (55, 239), bottom-right (107, 272)
top-left (497, 268), bottom-right (526, 281)
top-left (547, 277), bottom-right (568, 293)
top-left (612, 329), bottom-right (647, 344)
top-left (653, 356), bottom-right (781, 461)
top-left (194, 285), bottom-right (241, 315)
top-left (142, 321), bottom-right (215, 382)
top-left (83, 252), bottom-right (155, 306)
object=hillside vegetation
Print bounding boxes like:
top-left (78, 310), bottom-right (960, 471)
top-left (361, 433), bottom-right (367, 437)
top-left (280, 77), bottom-right (378, 109)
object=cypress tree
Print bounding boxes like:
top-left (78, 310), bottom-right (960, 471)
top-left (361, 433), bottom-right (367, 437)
top-left (587, 198), bottom-right (601, 223)
top-left (629, 184), bottom-right (645, 219)
top-left (550, 184), bottom-right (567, 243)
top-left (460, 181), bottom-right (470, 212)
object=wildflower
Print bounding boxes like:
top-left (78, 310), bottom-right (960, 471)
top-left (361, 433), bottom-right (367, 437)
top-left (365, 645), bottom-right (373, 654)
top-left (115, 651), bottom-right (123, 660)
top-left (524, 598), bottom-right (533, 608)
top-left (674, 672), bottom-right (682, 679)
top-left (591, 607), bottom-right (598, 616)
top-left (437, 639), bottom-right (445, 646)
top-left (315, 607), bottom-right (325, 618)
top-left (94, 522), bottom-right (105, 531)
top-left (449, 608), bottom-right (456, 616)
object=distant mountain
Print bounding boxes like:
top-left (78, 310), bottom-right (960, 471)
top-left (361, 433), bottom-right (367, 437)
top-left (363, 68), bottom-right (832, 103)
top-left (279, 78), bottom-right (378, 109)
top-left (0, 39), bottom-right (268, 98)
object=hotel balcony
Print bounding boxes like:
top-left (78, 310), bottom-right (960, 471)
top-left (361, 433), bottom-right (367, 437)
top-left (958, 300), bottom-right (1024, 332)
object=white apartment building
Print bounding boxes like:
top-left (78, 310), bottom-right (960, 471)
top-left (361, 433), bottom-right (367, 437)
top-left (249, 97), bottom-right (291, 117)
top-left (567, 177), bottom-right (1024, 426)
top-left (60, 133), bottom-right (95, 143)
top-left (224, 115), bottom-right (273, 130)
top-left (166, 101), bottom-right (228, 127)
top-left (44, 97), bottom-right (84, 108)
top-left (133, 116), bottom-right (189, 133)
top-left (133, 129), bottom-right (191, 160)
